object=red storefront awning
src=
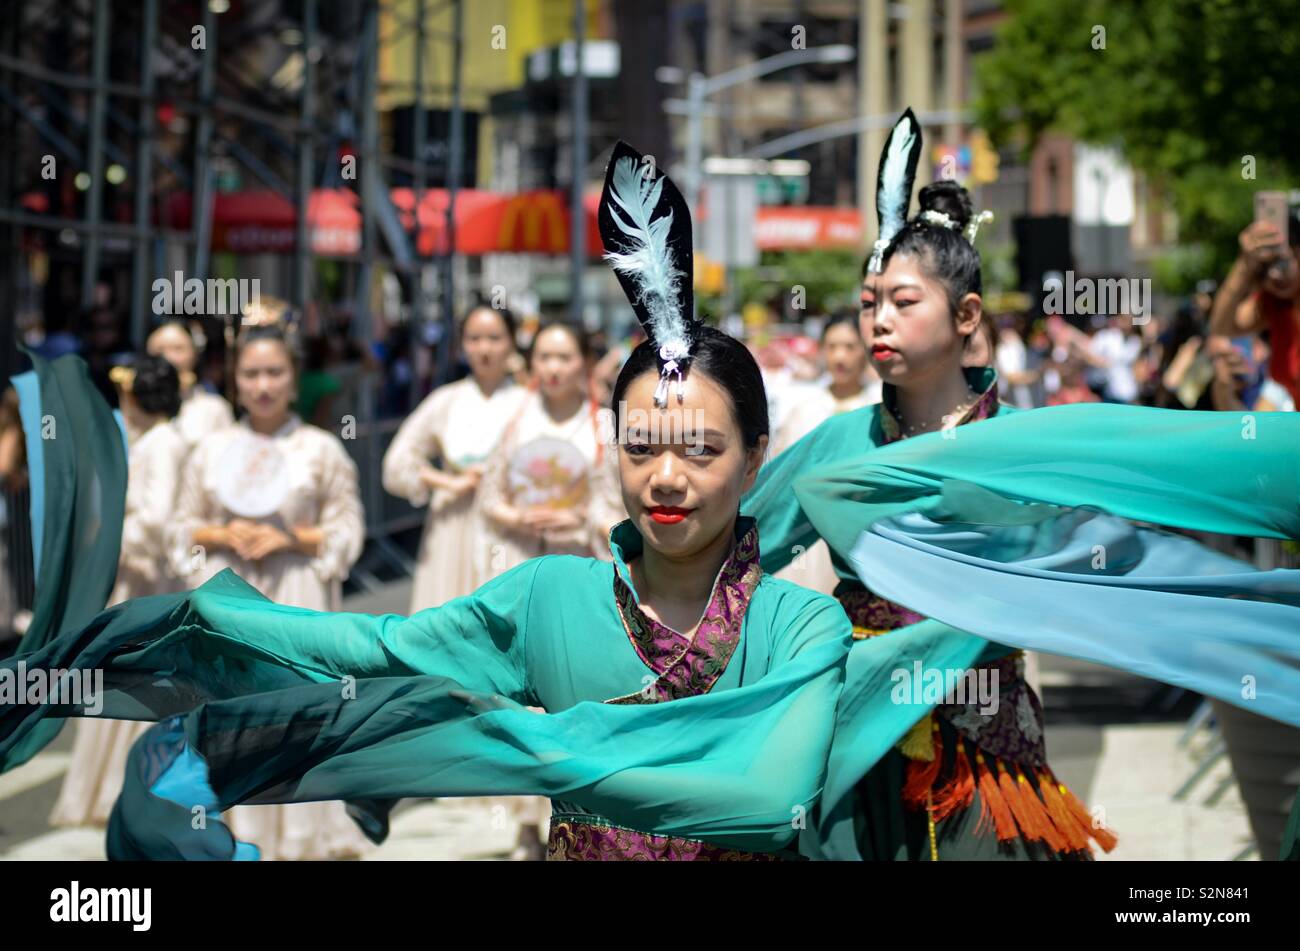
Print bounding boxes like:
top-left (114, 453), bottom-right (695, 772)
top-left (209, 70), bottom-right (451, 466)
top-left (163, 189), bottom-right (362, 255)
top-left (158, 189), bottom-right (863, 256)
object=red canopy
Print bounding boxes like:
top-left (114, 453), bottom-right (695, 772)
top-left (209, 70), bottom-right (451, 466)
top-left (163, 189), bottom-right (361, 255)
top-left (159, 189), bottom-right (862, 256)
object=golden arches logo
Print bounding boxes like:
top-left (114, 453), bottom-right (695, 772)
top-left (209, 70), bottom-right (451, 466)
top-left (498, 192), bottom-right (568, 252)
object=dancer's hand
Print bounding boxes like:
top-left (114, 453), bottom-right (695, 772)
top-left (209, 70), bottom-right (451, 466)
top-left (236, 524), bottom-right (296, 561)
top-left (1239, 221), bottom-right (1285, 271)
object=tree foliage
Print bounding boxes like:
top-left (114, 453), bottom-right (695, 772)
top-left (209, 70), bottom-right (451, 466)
top-left (974, 0), bottom-right (1299, 286)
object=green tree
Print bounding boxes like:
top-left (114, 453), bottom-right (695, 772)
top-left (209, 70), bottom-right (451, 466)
top-left (974, 0), bottom-right (1299, 289)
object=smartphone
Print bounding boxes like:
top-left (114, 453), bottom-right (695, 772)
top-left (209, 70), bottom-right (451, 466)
top-left (1255, 191), bottom-right (1290, 237)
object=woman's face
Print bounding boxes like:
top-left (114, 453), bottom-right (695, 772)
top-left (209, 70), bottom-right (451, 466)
top-left (531, 327), bottom-right (587, 401)
top-left (1262, 244), bottom-right (1300, 299)
top-left (461, 308), bottom-right (514, 384)
top-left (860, 253), bottom-right (980, 387)
top-left (822, 321), bottom-right (868, 389)
top-left (235, 340), bottom-right (295, 423)
top-left (146, 324), bottom-right (197, 375)
top-left (617, 369), bottom-right (766, 561)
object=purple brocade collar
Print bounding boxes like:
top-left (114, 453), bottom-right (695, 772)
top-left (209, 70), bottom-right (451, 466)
top-left (547, 819), bottom-right (785, 861)
top-left (878, 365), bottom-right (1000, 445)
top-left (605, 517), bottom-right (762, 704)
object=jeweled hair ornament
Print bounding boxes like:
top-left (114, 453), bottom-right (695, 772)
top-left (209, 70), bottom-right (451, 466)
top-left (598, 140), bottom-right (699, 408)
top-left (919, 206), bottom-right (996, 245)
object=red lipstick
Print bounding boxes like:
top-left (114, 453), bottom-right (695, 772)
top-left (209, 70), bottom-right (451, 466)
top-left (648, 506), bottom-right (692, 524)
top-left (871, 344), bottom-right (897, 361)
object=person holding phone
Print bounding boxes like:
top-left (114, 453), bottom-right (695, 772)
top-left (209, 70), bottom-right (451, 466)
top-left (1209, 195), bottom-right (1300, 407)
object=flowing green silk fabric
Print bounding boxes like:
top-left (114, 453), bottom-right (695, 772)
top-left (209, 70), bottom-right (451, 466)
top-left (2, 381), bottom-right (1298, 860)
top-left (2, 352), bottom-right (126, 768)
top-left (3, 550), bottom-right (856, 858)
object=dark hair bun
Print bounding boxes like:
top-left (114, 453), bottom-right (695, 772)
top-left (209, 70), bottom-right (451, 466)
top-left (132, 354), bottom-right (182, 419)
top-left (917, 181), bottom-right (973, 230)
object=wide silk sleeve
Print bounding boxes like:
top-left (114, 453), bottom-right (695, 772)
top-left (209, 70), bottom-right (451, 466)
top-left (118, 435), bottom-right (182, 583)
top-left (743, 413), bottom-right (860, 574)
top-left (310, 435), bottom-right (366, 583)
top-left (99, 586), bottom-right (853, 859)
top-left (167, 441), bottom-right (215, 580)
top-left (381, 386), bottom-right (447, 508)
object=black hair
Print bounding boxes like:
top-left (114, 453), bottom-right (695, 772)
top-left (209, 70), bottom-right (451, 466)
top-left (460, 304), bottom-right (517, 343)
top-left (820, 311), bottom-right (865, 343)
top-left (866, 180), bottom-right (983, 315)
top-left (530, 320), bottom-right (590, 362)
top-left (151, 318), bottom-right (194, 340)
top-left (610, 325), bottom-right (769, 450)
top-left (131, 354), bottom-right (182, 419)
top-left (236, 325), bottom-right (301, 379)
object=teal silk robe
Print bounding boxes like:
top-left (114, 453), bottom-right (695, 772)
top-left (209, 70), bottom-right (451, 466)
top-left (2, 518), bottom-right (858, 860)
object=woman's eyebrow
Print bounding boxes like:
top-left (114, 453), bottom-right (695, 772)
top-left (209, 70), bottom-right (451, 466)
top-left (682, 428), bottom-right (727, 440)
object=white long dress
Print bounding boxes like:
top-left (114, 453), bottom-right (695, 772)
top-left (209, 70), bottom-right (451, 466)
top-left (382, 377), bottom-right (527, 613)
top-left (169, 414), bottom-right (370, 860)
top-left (49, 419), bottom-right (190, 828)
top-left (770, 383), bottom-right (879, 596)
top-left (174, 387), bottom-right (235, 454)
top-left (475, 394), bottom-right (623, 579)
top-left (470, 394), bottom-right (625, 840)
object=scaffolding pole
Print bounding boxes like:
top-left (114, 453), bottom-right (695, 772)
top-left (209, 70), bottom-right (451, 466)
top-left (411, 0), bottom-right (431, 407)
top-left (80, 0), bottom-right (111, 309)
top-left (129, 0), bottom-right (157, 348)
top-left (192, 1), bottom-right (217, 286)
top-left (437, 0), bottom-right (464, 387)
top-left (569, 0), bottom-right (587, 326)
top-left (295, 0), bottom-right (317, 313)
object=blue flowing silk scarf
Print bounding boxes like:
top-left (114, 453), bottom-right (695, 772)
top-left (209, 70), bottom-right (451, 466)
top-left (794, 403), bottom-right (1300, 859)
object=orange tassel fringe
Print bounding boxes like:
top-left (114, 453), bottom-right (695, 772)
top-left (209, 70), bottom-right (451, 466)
top-left (901, 732), bottom-right (1119, 855)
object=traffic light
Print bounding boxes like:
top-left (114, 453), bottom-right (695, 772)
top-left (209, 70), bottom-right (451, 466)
top-left (969, 130), bottom-right (1000, 186)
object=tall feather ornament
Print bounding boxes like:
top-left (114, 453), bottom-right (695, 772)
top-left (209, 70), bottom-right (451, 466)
top-left (603, 156), bottom-right (689, 362)
top-left (601, 150), bottom-right (696, 406)
top-left (868, 108), bottom-right (923, 274)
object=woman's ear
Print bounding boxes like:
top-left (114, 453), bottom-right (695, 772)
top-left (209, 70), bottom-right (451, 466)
top-left (956, 292), bottom-right (983, 340)
top-left (741, 434), bottom-right (769, 492)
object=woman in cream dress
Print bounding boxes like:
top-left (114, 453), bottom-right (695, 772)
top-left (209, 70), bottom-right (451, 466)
top-left (144, 319), bottom-right (234, 452)
top-left (477, 322), bottom-right (624, 577)
top-left (168, 325), bottom-right (369, 860)
top-left (50, 356), bottom-right (190, 828)
top-left (770, 315), bottom-right (879, 595)
top-left (473, 322), bottom-right (625, 859)
top-left (383, 306), bottom-right (527, 612)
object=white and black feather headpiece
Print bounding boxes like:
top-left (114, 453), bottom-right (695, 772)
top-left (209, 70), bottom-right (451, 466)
top-left (599, 140), bottom-right (699, 407)
top-left (867, 108), bottom-right (924, 274)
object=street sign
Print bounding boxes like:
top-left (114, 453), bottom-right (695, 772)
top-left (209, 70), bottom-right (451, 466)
top-left (701, 176), bottom-right (759, 267)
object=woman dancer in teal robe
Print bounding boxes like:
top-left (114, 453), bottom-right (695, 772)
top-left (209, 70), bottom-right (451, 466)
top-left (2, 140), bottom-right (1298, 861)
top-left (744, 109), bottom-right (1299, 861)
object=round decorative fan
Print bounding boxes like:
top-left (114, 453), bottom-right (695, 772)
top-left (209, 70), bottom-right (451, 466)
top-left (215, 430), bottom-right (291, 518)
top-left (506, 437), bottom-right (589, 510)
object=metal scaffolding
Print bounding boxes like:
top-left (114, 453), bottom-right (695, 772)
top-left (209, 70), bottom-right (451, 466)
top-left (0, 0), bottom-right (468, 389)
top-left (0, 0), bottom-right (470, 584)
